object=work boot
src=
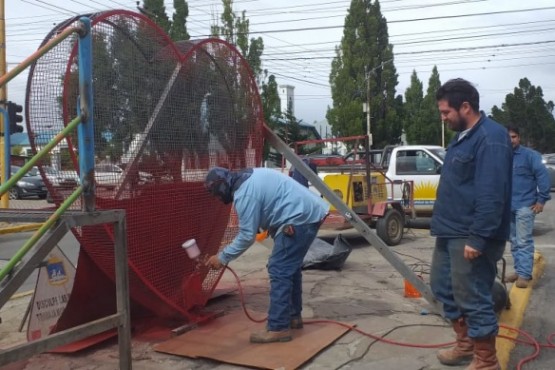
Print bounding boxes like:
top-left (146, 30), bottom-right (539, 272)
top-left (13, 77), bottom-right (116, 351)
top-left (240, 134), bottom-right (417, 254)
top-left (250, 329), bottom-right (292, 343)
top-left (465, 336), bottom-right (500, 370)
top-left (290, 317), bottom-right (303, 329)
top-left (503, 273), bottom-right (518, 283)
top-left (437, 318), bottom-right (474, 366)
top-left (515, 277), bottom-right (531, 289)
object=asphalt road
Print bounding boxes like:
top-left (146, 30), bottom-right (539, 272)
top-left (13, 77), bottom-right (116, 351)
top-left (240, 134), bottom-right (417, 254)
top-left (0, 197), bottom-right (80, 294)
top-left (1, 196), bottom-right (554, 369)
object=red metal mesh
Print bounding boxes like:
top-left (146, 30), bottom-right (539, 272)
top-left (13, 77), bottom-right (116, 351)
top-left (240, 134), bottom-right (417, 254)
top-left (25, 10), bottom-right (264, 320)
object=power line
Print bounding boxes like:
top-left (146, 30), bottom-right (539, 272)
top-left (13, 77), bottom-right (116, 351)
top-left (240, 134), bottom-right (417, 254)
top-left (19, 0), bottom-right (78, 16)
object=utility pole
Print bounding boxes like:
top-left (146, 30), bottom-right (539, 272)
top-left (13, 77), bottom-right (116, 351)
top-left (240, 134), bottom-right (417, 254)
top-left (363, 60), bottom-right (392, 149)
top-left (365, 67), bottom-right (372, 148)
top-left (0, 0), bottom-right (8, 208)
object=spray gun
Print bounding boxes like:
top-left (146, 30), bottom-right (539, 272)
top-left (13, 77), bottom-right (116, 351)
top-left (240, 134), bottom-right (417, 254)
top-left (182, 239), bottom-right (201, 261)
top-left (181, 239), bottom-right (205, 307)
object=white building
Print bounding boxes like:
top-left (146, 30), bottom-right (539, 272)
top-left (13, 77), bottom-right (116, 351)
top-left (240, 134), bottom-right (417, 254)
top-left (278, 85), bottom-right (295, 115)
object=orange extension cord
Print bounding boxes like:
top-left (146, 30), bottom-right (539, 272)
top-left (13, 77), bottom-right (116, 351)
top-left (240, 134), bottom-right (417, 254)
top-left (225, 266), bottom-right (555, 369)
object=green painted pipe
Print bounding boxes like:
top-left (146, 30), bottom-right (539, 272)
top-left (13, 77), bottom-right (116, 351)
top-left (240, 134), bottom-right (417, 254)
top-left (0, 116), bottom-right (81, 197)
top-left (0, 186), bottom-right (83, 282)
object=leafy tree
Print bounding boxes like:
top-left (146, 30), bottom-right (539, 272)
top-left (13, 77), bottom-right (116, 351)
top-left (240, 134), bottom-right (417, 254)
top-left (403, 70), bottom-right (424, 144)
top-left (260, 71), bottom-right (281, 127)
top-left (142, 0), bottom-right (171, 35)
top-left (327, 0), bottom-right (401, 148)
top-left (419, 66), bottom-right (446, 145)
top-left (402, 67), bottom-right (454, 146)
top-left (259, 71), bottom-right (282, 159)
top-left (212, 0), bottom-right (284, 163)
top-left (212, 0), bottom-right (264, 83)
top-left (170, 0), bottom-right (190, 41)
top-left (490, 78), bottom-right (555, 153)
top-left (141, 1), bottom-right (189, 41)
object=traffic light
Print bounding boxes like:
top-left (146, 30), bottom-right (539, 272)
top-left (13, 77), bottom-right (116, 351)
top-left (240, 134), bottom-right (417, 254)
top-left (7, 101), bottom-right (23, 133)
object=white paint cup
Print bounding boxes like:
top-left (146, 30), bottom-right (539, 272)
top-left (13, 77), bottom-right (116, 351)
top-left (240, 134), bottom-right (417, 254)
top-left (182, 239), bottom-right (201, 260)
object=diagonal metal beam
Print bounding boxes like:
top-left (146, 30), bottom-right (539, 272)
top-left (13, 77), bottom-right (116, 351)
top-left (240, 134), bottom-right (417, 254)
top-left (263, 125), bottom-right (442, 314)
top-left (115, 63), bottom-right (183, 199)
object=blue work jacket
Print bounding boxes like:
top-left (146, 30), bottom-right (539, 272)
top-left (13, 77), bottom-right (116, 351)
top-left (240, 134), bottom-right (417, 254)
top-left (218, 168), bottom-right (329, 265)
top-left (511, 145), bottom-right (551, 211)
top-left (431, 113), bottom-right (513, 252)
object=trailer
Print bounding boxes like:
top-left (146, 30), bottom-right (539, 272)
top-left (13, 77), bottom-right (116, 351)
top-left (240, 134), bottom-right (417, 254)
top-left (292, 135), bottom-right (416, 246)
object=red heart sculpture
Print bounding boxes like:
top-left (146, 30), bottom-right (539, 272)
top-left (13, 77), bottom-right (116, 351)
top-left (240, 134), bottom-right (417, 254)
top-left (26, 10), bottom-right (264, 322)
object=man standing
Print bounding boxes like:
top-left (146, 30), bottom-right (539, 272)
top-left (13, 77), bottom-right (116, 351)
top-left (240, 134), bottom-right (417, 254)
top-left (204, 167), bottom-right (329, 343)
top-left (291, 157), bottom-right (318, 188)
top-left (430, 79), bottom-right (512, 370)
top-left (506, 126), bottom-right (551, 288)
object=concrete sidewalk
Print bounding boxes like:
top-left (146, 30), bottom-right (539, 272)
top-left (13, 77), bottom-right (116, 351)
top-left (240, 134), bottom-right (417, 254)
top-left (0, 227), bottom-right (537, 370)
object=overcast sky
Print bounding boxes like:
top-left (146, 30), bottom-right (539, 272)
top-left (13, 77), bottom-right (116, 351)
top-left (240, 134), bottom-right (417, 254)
top-left (5, 0), bottom-right (555, 126)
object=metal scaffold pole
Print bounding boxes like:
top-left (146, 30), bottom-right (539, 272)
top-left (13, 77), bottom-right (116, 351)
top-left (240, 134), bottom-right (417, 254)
top-left (0, 0), bottom-right (8, 209)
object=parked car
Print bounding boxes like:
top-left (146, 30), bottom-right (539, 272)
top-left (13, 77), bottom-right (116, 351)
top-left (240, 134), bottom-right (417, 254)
top-left (343, 149), bottom-right (384, 166)
top-left (542, 154), bottom-right (555, 191)
top-left (43, 166), bottom-right (80, 189)
top-left (95, 163), bottom-right (153, 188)
top-left (4, 166), bottom-right (47, 200)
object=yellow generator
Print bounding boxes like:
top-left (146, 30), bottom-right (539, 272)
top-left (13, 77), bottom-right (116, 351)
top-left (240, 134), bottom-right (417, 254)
top-left (323, 172), bottom-right (387, 214)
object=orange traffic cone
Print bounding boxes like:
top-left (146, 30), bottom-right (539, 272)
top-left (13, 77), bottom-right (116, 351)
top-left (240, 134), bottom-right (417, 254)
top-left (404, 276), bottom-right (423, 298)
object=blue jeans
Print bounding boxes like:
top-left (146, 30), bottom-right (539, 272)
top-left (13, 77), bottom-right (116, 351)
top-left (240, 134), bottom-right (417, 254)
top-left (430, 238), bottom-right (505, 338)
top-left (266, 222), bottom-right (320, 331)
top-left (510, 206), bottom-right (535, 280)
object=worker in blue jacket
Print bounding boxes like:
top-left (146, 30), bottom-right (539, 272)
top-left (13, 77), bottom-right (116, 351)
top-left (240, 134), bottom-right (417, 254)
top-left (505, 126), bottom-right (551, 288)
top-left (430, 78), bottom-right (512, 370)
top-left (204, 167), bottom-right (329, 343)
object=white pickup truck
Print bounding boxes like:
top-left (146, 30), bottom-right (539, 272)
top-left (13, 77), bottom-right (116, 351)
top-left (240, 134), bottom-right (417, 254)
top-left (379, 145), bottom-right (445, 216)
top-left (305, 144), bottom-right (445, 217)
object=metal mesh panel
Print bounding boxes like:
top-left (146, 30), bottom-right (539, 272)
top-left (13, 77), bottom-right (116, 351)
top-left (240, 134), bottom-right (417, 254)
top-left (25, 10), bottom-right (264, 319)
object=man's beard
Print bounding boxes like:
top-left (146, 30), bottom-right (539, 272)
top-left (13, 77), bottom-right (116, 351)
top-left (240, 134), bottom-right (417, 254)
top-left (448, 115), bottom-right (468, 132)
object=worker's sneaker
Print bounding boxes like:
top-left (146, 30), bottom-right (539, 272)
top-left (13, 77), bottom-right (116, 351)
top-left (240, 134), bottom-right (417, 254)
top-left (250, 329), bottom-right (292, 343)
top-left (503, 273), bottom-right (518, 283)
top-left (515, 277), bottom-right (531, 289)
top-left (290, 317), bottom-right (303, 329)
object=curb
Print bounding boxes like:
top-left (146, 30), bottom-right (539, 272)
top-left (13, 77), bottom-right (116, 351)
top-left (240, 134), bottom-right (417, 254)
top-left (497, 251), bottom-right (545, 370)
top-left (11, 290), bottom-right (35, 300)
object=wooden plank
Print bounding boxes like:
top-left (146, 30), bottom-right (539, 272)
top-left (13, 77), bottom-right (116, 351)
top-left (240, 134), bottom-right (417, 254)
top-left (154, 311), bottom-right (351, 370)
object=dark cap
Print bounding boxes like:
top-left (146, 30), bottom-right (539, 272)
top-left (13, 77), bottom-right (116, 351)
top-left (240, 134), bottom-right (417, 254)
top-left (205, 167), bottom-right (233, 204)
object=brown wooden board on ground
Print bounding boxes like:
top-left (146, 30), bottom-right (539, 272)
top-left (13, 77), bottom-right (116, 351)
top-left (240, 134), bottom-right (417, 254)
top-left (154, 310), bottom-right (351, 370)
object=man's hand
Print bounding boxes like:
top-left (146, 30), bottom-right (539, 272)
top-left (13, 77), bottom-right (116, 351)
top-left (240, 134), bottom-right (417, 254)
top-left (531, 203), bottom-right (544, 214)
top-left (205, 255), bottom-right (224, 269)
top-left (464, 245), bottom-right (482, 260)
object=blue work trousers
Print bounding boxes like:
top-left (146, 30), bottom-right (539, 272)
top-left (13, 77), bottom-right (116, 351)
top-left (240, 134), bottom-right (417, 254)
top-left (510, 206), bottom-right (535, 280)
top-left (266, 222), bottom-right (320, 331)
top-left (430, 237), bottom-right (505, 338)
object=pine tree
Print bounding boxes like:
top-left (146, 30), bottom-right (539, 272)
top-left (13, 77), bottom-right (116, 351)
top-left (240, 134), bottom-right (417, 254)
top-left (327, 0), bottom-right (401, 148)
